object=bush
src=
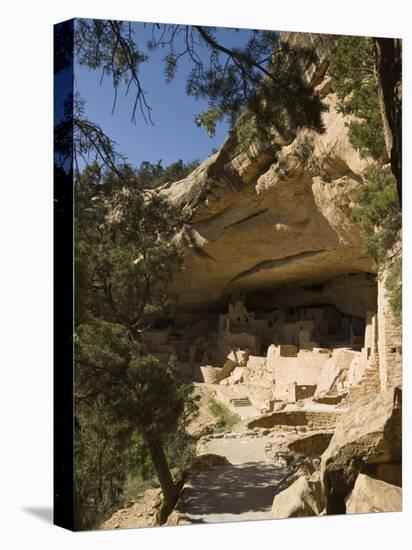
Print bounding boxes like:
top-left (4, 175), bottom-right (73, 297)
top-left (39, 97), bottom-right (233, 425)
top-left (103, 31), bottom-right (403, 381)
top-left (352, 166), bottom-right (401, 267)
top-left (352, 166), bottom-right (402, 324)
top-left (385, 256), bottom-right (402, 327)
top-left (208, 398), bottom-right (240, 432)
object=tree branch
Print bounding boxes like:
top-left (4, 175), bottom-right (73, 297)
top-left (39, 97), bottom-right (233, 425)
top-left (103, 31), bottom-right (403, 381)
top-left (194, 25), bottom-right (275, 81)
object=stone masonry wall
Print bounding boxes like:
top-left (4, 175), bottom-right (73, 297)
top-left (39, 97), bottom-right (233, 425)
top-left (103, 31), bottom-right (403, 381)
top-left (377, 274), bottom-right (402, 391)
top-left (345, 360), bottom-right (381, 404)
top-left (247, 409), bottom-right (344, 430)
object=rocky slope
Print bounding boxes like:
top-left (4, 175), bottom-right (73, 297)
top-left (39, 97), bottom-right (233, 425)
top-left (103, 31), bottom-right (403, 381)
top-left (159, 33), bottom-right (374, 311)
top-left (271, 387), bottom-right (402, 518)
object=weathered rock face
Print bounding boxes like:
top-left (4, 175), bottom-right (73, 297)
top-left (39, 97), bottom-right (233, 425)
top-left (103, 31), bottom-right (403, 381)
top-left (272, 473), bottom-right (325, 518)
top-left (321, 387), bottom-right (402, 514)
top-left (160, 33), bottom-right (374, 313)
top-left (345, 473), bottom-right (402, 514)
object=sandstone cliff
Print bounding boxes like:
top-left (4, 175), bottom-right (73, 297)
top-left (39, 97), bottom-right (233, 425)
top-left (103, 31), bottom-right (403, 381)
top-left (159, 33), bottom-right (374, 312)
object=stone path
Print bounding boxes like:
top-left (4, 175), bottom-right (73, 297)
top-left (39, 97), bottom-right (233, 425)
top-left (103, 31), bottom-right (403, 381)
top-left (177, 462), bottom-right (287, 524)
top-left (175, 387), bottom-right (343, 524)
top-left (201, 434), bottom-right (280, 464)
top-left (175, 433), bottom-right (295, 523)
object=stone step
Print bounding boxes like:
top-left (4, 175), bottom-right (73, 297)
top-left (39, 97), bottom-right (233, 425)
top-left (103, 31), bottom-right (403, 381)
top-left (230, 397), bottom-right (252, 407)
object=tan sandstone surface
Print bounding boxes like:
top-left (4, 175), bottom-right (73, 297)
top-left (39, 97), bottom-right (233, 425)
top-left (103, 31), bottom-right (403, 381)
top-left (158, 33), bottom-right (373, 313)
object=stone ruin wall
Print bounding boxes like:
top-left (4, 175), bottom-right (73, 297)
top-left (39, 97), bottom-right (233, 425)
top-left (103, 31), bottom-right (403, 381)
top-left (247, 409), bottom-right (344, 430)
top-left (144, 288), bottom-right (400, 419)
top-left (377, 274), bottom-right (402, 391)
top-left (141, 273), bottom-right (401, 411)
top-left (267, 345), bottom-right (330, 401)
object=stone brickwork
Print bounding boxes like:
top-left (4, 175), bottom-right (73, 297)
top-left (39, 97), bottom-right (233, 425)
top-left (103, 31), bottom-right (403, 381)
top-left (345, 361), bottom-right (381, 405)
top-left (377, 274), bottom-right (402, 391)
top-left (270, 344), bottom-right (330, 401)
top-left (139, 285), bottom-right (402, 411)
top-left (344, 309), bottom-right (381, 403)
top-left (247, 409), bottom-right (344, 430)
top-left (306, 411), bottom-right (343, 430)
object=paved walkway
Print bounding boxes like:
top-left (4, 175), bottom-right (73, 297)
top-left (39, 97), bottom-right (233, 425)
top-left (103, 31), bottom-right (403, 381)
top-left (177, 462), bottom-right (287, 524)
top-left (175, 391), bottom-right (341, 524)
top-left (176, 433), bottom-right (295, 523)
top-left (202, 434), bottom-right (283, 464)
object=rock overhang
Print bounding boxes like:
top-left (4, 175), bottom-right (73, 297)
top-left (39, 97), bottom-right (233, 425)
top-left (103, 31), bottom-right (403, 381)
top-left (156, 32), bottom-right (375, 314)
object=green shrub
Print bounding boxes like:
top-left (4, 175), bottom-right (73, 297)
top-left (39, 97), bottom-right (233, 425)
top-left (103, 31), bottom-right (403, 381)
top-left (329, 36), bottom-right (386, 161)
top-left (352, 166), bottom-right (401, 267)
top-left (208, 398), bottom-right (240, 433)
top-left (352, 166), bottom-right (402, 324)
top-left (385, 256), bottom-right (402, 327)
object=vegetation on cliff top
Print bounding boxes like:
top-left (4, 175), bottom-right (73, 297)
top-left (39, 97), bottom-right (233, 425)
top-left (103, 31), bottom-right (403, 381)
top-left (330, 36), bottom-right (401, 325)
top-left (352, 166), bottom-right (401, 325)
top-left (329, 36), bottom-right (386, 161)
top-left (133, 159), bottom-right (200, 189)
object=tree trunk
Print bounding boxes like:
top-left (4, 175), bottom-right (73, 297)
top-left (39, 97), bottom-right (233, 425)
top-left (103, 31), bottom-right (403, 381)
top-left (373, 37), bottom-right (402, 207)
top-left (144, 431), bottom-right (178, 512)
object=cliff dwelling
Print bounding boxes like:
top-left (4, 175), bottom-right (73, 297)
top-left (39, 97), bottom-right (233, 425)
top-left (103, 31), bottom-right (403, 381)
top-left (69, 24), bottom-right (403, 529)
top-left (140, 269), bottom-right (396, 415)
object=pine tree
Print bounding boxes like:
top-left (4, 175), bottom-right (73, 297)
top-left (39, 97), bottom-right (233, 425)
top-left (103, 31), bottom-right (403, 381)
top-left (329, 36), bottom-right (386, 161)
top-left (74, 165), bottom-right (194, 523)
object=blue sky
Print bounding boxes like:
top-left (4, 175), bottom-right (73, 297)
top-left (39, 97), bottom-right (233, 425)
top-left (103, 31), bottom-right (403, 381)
top-left (74, 22), bottom-right (254, 168)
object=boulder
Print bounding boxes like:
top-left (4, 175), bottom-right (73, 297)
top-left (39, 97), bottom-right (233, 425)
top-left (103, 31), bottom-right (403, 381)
top-left (345, 473), bottom-right (402, 514)
top-left (321, 387), bottom-right (402, 514)
top-left (362, 462), bottom-right (402, 487)
top-left (314, 349), bottom-right (354, 398)
top-left (272, 474), bottom-right (325, 518)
